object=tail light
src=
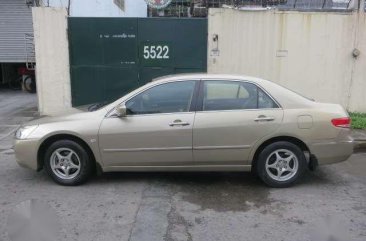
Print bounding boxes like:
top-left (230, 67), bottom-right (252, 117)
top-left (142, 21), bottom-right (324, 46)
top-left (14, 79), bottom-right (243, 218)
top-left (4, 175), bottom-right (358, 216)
top-left (331, 117), bottom-right (351, 128)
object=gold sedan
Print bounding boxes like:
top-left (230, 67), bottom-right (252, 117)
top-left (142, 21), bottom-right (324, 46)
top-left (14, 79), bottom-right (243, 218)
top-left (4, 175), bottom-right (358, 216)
top-left (14, 74), bottom-right (354, 187)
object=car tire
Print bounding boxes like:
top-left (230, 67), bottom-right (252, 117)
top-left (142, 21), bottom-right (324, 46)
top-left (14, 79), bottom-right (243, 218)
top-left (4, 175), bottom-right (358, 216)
top-left (44, 140), bottom-right (93, 186)
top-left (23, 75), bottom-right (36, 93)
top-left (256, 141), bottom-right (306, 188)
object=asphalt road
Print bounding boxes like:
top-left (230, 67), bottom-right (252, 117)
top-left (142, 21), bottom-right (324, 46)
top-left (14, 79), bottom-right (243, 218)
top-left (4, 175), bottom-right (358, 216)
top-left (0, 89), bottom-right (365, 241)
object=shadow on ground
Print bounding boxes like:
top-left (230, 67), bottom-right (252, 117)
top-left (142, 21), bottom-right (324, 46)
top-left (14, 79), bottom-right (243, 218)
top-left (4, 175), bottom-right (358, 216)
top-left (85, 169), bottom-right (334, 212)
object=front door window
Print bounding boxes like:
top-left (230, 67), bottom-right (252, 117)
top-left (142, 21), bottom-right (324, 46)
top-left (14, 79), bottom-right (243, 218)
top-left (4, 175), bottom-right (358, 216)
top-left (126, 81), bottom-right (196, 115)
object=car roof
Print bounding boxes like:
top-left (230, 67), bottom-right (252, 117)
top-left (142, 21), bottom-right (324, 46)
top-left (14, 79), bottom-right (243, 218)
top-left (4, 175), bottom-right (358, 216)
top-left (152, 73), bottom-right (263, 83)
top-left (152, 73), bottom-right (315, 109)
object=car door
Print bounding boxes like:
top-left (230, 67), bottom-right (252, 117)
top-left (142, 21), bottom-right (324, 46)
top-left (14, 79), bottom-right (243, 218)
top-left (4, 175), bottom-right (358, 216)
top-left (193, 79), bottom-right (284, 165)
top-left (99, 80), bottom-right (198, 167)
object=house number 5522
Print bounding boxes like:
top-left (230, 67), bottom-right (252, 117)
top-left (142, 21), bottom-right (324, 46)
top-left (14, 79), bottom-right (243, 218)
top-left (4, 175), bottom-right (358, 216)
top-left (143, 45), bottom-right (169, 59)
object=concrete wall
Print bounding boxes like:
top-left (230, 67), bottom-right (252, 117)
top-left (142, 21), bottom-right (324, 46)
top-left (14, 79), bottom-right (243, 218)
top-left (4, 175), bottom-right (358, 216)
top-left (33, 7), bottom-right (72, 115)
top-left (208, 8), bottom-right (366, 112)
top-left (348, 12), bottom-right (366, 111)
top-left (48, 0), bottom-right (147, 17)
top-left (33, 7), bottom-right (366, 115)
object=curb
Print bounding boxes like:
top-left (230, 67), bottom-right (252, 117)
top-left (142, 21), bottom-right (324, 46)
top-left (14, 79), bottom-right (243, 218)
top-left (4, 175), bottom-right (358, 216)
top-left (353, 140), bottom-right (366, 153)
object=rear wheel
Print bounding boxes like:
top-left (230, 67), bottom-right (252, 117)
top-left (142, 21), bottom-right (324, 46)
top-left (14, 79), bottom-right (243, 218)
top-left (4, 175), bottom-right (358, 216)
top-left (256, 141), bottom-right (306, 188)
top-left (44, 140), bottom-right (93, 185)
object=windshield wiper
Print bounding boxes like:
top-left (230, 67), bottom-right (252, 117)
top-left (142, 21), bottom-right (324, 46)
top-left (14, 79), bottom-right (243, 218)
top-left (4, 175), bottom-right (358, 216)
top-left (88, 101), bottom-right (109, 112)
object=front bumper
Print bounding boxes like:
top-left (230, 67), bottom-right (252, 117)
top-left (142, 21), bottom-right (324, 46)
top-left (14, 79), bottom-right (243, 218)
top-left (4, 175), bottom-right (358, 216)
top-left (14, 139), bottom-right (40, 170)
top-left (309, 140), bottom-right (354, 165)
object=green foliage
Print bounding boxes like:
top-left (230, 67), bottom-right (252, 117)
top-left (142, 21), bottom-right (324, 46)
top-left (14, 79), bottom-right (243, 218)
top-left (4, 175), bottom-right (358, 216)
top-left (349, 112), bottom-right (366, 129)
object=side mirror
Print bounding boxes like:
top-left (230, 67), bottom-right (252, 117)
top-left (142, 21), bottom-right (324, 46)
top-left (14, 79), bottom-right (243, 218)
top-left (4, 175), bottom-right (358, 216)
top-left (115, 104), bottom-right (127, 117)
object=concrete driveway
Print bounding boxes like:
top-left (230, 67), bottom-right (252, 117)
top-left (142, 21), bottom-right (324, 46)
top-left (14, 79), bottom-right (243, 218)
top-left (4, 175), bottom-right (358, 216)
top-left (0, 90), bottom-right (365, 241)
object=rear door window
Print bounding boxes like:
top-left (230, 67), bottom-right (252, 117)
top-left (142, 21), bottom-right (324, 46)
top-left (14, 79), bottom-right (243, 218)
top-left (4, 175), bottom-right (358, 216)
top-left (202, 80), bottom-right (278, 111)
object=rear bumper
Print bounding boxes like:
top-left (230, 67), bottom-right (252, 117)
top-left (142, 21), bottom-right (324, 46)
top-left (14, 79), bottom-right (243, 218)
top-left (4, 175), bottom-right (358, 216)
top-left (309, 140), bottom-right (353, 165)
top-left (14, 139), bottom-right (39, 170)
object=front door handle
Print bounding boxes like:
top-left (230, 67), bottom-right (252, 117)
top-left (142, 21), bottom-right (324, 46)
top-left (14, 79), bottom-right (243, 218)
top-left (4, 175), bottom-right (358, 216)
top-left (169, 120), bottom-right (190, 127)
top-left (254, 116), bottom-right (275, 122)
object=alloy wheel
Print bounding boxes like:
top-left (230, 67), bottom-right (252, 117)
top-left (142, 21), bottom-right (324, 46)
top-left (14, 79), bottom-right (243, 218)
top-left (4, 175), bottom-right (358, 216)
top-left (50, 148), bottom-right (81, 180)
top-left (265, 149), bottom-right (299, 182)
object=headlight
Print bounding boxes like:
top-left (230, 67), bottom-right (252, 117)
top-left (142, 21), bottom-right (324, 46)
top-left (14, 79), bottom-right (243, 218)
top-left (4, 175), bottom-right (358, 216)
top-left (15, 125), bottom-right (38, 140)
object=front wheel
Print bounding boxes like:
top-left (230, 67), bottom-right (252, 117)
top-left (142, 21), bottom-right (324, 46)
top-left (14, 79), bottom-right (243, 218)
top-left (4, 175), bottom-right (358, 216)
top-left (256, 141), bottom-right (307, 188)
top-left (44, 140), bottom-right (93, 185)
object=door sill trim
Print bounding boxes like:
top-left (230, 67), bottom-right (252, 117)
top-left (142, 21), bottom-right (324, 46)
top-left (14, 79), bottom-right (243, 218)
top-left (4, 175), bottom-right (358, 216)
top-left (102, 165), bottom-right (251, 172)
top-left (193, 145), bottom-right (251, 150)
top-left (103, 147), bottom-right (192, 152)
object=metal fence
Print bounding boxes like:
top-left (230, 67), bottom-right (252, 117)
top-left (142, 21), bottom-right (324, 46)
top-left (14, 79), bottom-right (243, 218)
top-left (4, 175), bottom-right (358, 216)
top-left (24, 33), bottom-right (35, 70)
top-left (147, 0), bottom-right (355, 17)
top-left (280, 0), bottom-right (353, 10)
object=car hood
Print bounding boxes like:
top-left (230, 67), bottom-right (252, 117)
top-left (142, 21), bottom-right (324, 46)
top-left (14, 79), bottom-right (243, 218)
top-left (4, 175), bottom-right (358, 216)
top-left (25, 108), bottom-right (107, 126)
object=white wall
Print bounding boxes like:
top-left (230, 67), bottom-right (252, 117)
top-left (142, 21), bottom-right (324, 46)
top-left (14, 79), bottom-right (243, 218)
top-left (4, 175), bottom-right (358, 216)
top-left (208, 8), bottom-right (366, 112)
top-left (32, 3), bottom-right (147, 116)
top-left (48, 0), bottom-right (147, 17)
top-left (33, 7), bottom-right (366, 115)
top-left (32, 7), bottom-right (72, 115)
top-left (347, 12), bottom-right (366, 112)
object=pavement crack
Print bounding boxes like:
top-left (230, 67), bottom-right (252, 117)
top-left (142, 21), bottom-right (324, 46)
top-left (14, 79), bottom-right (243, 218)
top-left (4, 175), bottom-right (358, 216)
top-left (127, 180), bottom-right (174, 241)
top-left (164, 196), bottom-right (193, 241)
top-left (127, 183), bottom-right (149, 241)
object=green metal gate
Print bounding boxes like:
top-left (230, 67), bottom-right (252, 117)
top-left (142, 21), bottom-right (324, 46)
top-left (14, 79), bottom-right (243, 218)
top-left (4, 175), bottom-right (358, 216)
top-left (68, 17), bottom-right (207, 106)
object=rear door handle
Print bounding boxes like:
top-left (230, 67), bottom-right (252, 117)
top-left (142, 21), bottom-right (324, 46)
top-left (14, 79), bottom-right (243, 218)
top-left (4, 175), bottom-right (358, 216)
top-left (169, 120), bottom-right (190, 126)
top-left (254, 116), bottom-right (275, 122)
